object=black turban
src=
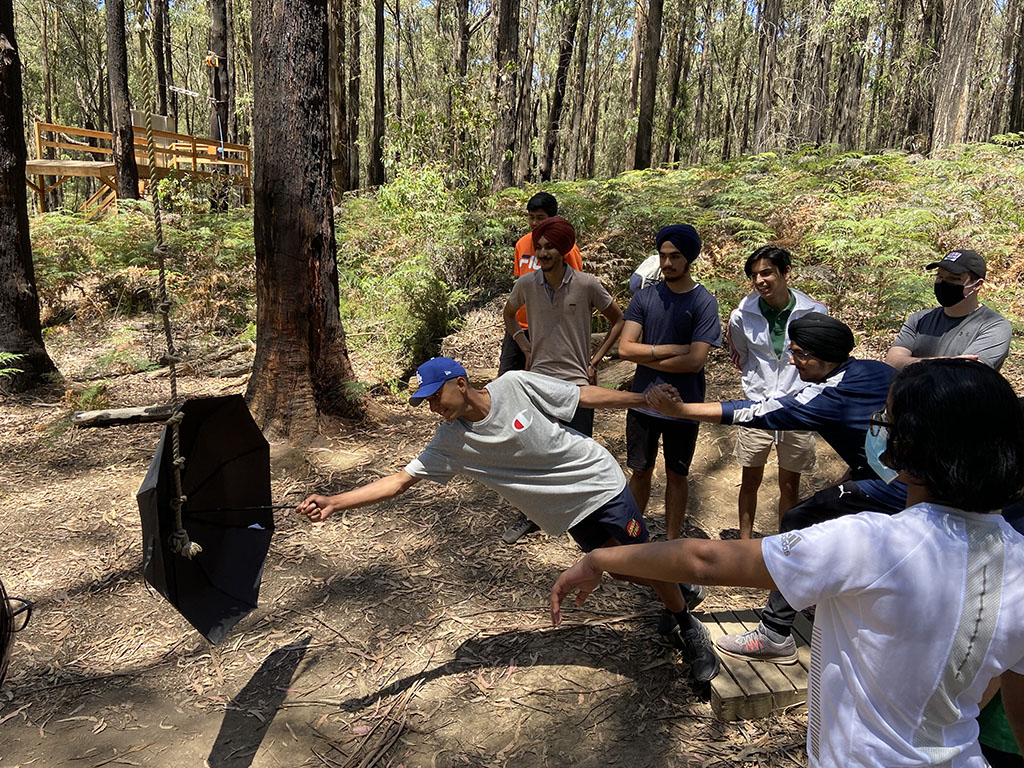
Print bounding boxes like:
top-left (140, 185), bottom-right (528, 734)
top-left (655, 224), bottom-right (701, 262)
top-left (789, 315), bottom-right (855, 363)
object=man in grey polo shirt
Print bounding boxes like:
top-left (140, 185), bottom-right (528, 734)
top-left (500, 216), bottom-right (624, 543)
top-left (885, 249), bottom-right (1011, 371)
top-left (296, 357), bottom-right (720, 685)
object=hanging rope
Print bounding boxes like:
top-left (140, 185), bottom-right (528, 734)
top-left (133, 0), bottom-right (201, 559)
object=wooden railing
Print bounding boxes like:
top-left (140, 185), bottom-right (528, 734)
top-left (32, 120), bottom-right (251, 186)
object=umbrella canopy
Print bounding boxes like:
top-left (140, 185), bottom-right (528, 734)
top-left (137, 395), bottom-right (274, 644)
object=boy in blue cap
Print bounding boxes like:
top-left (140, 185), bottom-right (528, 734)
top-left (297, 357), bottom-right (720, 685)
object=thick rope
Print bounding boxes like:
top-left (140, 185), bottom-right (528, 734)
top-left (133, 1), bottom-right (200, 559)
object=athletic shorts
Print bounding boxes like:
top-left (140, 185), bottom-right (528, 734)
top-left (734, 426), bottom-right (817, 474)
top-left (568, 485), bottom-right (649, 552)
top-left (498, 329), bottom-right (529, 375)
top-left (625, 409), bottom-right (699, 476)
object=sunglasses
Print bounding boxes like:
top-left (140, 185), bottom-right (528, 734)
top-left (7, 598), bottom-right (32, 633)
top-left (868, 409), bottom-right (894, 437)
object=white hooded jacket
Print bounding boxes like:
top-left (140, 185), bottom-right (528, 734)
top-left (727, 288), bottom-right (827, 401)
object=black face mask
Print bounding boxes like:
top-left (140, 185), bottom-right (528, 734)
top-left (934, 280), bottom-right (968, 307)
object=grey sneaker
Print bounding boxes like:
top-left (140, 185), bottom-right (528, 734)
top-left (715, 625), bottom-right (798, 664)
top-left (502, 514), bottom-right (540, 544)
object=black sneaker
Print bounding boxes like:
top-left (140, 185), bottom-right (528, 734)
top-left (674, 620), bottom-right (720, 684)
top-left (656, 584), bottom-right (708, 636)
top-left (502, 514), bottom-right (540, 544)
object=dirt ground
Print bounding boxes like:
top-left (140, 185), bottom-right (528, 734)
top-left (2, 304), bottom-right (969, 768)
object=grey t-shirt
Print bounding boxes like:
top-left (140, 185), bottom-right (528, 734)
top-left (892, 305), bottom-right (1012, 370)
top-left (404, 371), bottom-right (626, 534)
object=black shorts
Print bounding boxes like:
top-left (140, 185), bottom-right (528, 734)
top-left (626, 409), bottom-right (699, 476)
top-left (561, 407), bottom-right (594, 437)
top-left (568, 485), bottom-right (650, 552)
top-left (498, 329), bottom-right (529, 375)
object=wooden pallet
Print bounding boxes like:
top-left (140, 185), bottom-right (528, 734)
top-left (706, 609), bottom-right (814, 721)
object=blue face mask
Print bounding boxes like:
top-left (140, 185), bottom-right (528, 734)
top-left (865, 427), bottom-right (899, 485)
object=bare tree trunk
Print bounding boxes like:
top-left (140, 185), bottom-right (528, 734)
top-left (633, 0), bottom-right (663, 169)
top-left (1009, 0), bottom-right (1024, 130)
top-left (660, 2), bottom-right (689, 166)
top-left (153, 0), bottom-right (167, 115)
top-left (752, 0), bottom-right (780, 151)
top-left (105, 0), bottom-right (139, 200)
top-left (564, 0), bottom-right (592, 179)
top-left (987, 0), bottom-right (1017, 135)
top-left (226, 0), bottom-right (237, 142)
top-left (368, 0), bottom-right (385, 185)
top-left (583, 4), bottom-right (604, 177)
top-left (329, 0), bottom-right (350, 192)
top-left (538, 1), bottom-right (581, 181)
top-left (831, 16), bottom-right (869, 149)
top-left (720, 0), bottom-right (748, 160)
top-left (249, 0), bottom-right (359, 437)
top-left (628, 0), bottom-right (646, 115)
top-left (489, 0), bottom-right (520, 191)
top-left (208, 0), bottom-right (230, 144)
top-left (347, 0), bottom-right (361, 189)
top-left (163, 0), bottom-right (177, 126)
top-left (905, 0), bottom-right (941, 145)
top-left (932, 0), bottom-right (983, 150)
top-left (393, 0), bottom-right (402, 121)
top-left (40, 0), bottom-right (59, 209)
top-left (514, 0), bottom-right (539, 184)
top-left (1, 0), bottom-right (58, 390)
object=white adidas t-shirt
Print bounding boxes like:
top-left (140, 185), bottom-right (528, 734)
top-left (762, 503), bottom-right (1024, 767)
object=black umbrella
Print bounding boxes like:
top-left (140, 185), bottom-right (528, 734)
top-left (137, 395), bottom-right (276, 644)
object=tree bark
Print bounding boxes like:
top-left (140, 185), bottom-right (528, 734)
top-left (751, 0), bottom-right (780, 151)
top-left (163, 0), bottom-right (177, 126)
top-left (208, 0), bottom-right (230, 143)
top-left (583, 4), bottom-right (604, 176)
top-left (633, 0), bottom-right (663, 170)
top-left (1, 0), bottom-right (58, 391)
top-left (154, 0), bottom-right (167, 115)
top-left (368, 0), bottom-right (385, 185)
top-left (931, 0), bottom-right (983, 150)
top-left (538, 1), bottom-right (581, 181)
top-left (104, 0), bottom-right (139, 200)
top-left (831, 17), bottom-right (869, 149)
top-left (514, 0), bottom-right (540, 183)
top-left (249, 0), bottom-right (359, 437)
top-left (565, 0), bottom-right (593, 179)
top-left (226, 0), bottom-right (238, 142)
top-left (329, 0), bottom-right (350, 192)
top-left (489, 0), bottom-right (520, 190)
top-left (1009, 0), bottom-right (1024, 130)
top-left (348, 0), bottom-right (361, 189)
top-left (987, 0), bottom-right (1017, 135)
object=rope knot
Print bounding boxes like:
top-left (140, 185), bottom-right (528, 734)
top-left (166, 411), bottom-right (184, 426)
top-left (169, 529), bottom-right (203, 559)
top-left (161, 353), bottom-right (183, 365)
top-left (173, 457), bottom-right (186, 469)
top-left (157, 301), bottom-right (172, 315)
top-left (153, 244), bottom-right (169, 258)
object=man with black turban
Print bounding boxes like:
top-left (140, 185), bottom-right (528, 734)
top-left (645, 315), bottom-right (909, 663)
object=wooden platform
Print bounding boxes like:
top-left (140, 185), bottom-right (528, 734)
top-left (706, 609), bottom-right (814, 721)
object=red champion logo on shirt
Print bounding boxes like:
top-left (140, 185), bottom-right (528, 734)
top-left (626, 519), bottom-right (641, 538)
top-left (512, 410), bottom-right (533, 432)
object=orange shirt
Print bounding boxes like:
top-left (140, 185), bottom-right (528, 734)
top-left (512, 232), bottom-right (584, 329)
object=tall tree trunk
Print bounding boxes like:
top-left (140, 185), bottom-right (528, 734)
top-left (538, 1), bottom-right (581, 181)
top-left (905, 0), bottom-right (941, 144)
top-left (660, 2), bottom-right (690, 166)
top-left (104, 0), bottom-right (140, 200)
top-left (489, 0), bottom-right (520, 191)
top-left (163, 0), bottom-right (177, 126)
top-left (393, 0), bottom-right (402, 121)
top-left (154, 0), bottom-right (167, 114)
top-left (368, 0), bottom-right (385, 185)
top-left (583, 5), bottom-right (604, 177)
top-left (931, 0), bottom-right (983, 150)
top-left (208, 0), bottom-right (230, 144)
top-left (633, 0), bottom-right (663, 169)
top-left (249, 0), bottom-right (359, 437)
top-left (752, 0), bottom-right (780, 151)
top-left (347, 0), bottom-right (361, 189)
top-left (514, 0), bottom-right (540, 184)
top-left (226, 0), bottom-right (237, 142)
top-left (1, 0), bottom-right (58, 390)
top-left (565, 0), bottom-right (593, 179)
top-left (988, 0), bottom-right (1018, 135)
top-left (831, 17), bottom-right (869, 149)
top-left (628, 0), bottom-right (646, 115)
top-left (720, 0), bottom-right (748, 160)
top-left (40, 0), bottom-right (59, 209)
top-left (803, 0), bottom-right (833, 145)
top-left (329, 0), bottom-right (350, 192)
top-left (1009, 0), bottom-right (1024, 130)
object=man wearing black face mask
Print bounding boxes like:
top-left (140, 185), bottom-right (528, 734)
top-left (885, 249), bottom-right (1011, 371)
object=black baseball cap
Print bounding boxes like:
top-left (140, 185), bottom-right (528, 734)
top-left (926, 249), bottom-right (986, 278)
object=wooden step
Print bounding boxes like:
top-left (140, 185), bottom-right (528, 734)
top-left (705, 608), bottom-right (814, 721)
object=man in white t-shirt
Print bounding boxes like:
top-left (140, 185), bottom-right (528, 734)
top-left (297, 357), bottom-right (720, 685)
top-left (551, 358), bottom-right (1024, 766)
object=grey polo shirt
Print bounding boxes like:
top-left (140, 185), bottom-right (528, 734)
top-left (508, 266), bottom-right (615, 385)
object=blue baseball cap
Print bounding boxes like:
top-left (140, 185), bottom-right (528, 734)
top-left (409, 357), bottom-right (467, 405)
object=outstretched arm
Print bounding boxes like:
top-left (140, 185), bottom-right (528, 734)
top-left (550, 537), bottom-right (773, 625)
top-left (297, 470), bottom-right (420, 522)
top-left (577, 385), bottom-right (647, 410)
top-left (644, 384), bottom-right (725, 423)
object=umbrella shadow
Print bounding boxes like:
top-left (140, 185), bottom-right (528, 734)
top-left (336, 624), bottom-right (687, 713)
top-left (207, 635), bottom-right (311, 768)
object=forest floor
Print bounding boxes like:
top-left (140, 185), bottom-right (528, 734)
top-left (1, 305), bottom-right (1019, 768)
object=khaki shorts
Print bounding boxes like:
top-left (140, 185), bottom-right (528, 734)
top-left (734, 426), bottom-right (817, 474)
